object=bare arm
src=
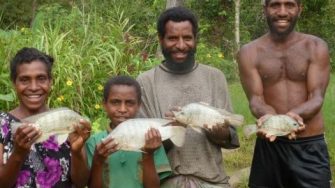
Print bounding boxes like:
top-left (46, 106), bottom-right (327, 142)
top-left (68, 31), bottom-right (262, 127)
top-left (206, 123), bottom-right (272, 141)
top-left (142, 128), bottom-right (161, 188)
top-left (69, 120), bottom-right (91, 188)
top-left (0, 125), bottom-right (41, 187)
top-left (288, 39), bottom-right (330, 119)
top-left (237, 45), bottom-right (277, 118)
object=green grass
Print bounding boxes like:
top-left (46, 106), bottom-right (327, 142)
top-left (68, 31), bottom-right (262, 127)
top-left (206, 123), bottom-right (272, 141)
top-left (225, 74), bottom-right (335, 188)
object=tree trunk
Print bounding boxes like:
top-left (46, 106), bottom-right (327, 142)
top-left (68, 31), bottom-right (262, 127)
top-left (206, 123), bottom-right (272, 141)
top-left (30, 0), bottom-right (37, 27)
top-left (234, 0), bottom-right (240, 51)
top-left (166, 0), bottom-right (184, 9)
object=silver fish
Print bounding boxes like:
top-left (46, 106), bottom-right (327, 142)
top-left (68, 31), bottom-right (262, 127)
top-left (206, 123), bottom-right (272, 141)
top-left (172, 102), bottom-right (244, 131)
top-left (12, 107), bottom-right (86, 144)
top-left (106, 118), bottom-right (186, 152)
top-left (243, 115), bottom-right (300, 138)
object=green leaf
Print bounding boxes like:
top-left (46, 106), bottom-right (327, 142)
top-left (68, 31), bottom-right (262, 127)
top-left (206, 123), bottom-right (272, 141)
top-left (0, 93), bottom-right (14, 102)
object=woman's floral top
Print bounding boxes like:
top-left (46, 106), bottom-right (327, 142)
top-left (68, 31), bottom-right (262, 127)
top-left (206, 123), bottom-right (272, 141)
top-left (0, 112), bottom-right (73, 188)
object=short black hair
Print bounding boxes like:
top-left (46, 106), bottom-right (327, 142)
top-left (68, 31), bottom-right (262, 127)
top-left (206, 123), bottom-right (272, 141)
top-left (10, 47), bottom-right (54, 82)
top-left (157, 6), bottom-right (198, 38)
top-left (264, 0), bottom-right (301, 6)
top-left (103, 75), bottom-right (141, 103)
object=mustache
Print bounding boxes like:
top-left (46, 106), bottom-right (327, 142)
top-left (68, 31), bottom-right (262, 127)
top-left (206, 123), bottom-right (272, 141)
top-left (161, 46), bottom-right (196, 72)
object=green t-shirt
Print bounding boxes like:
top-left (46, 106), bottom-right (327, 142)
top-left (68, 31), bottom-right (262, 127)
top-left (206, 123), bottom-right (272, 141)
top-left (86, 131), bottom-right (172, 188)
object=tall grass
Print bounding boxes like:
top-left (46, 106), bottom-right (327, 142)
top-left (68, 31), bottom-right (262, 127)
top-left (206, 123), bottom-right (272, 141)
top-left (0, 2), bottom-right (235, 123)
top-left (0, 4), bottom-right (158, 120)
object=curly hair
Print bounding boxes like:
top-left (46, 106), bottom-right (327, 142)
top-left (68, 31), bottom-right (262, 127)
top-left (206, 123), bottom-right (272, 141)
top-left (103, 75), bottom-right (141, 103)
top-left (157, 6), bottom-right (198, 38)
top-left (10, 47), bottom-right (54, 81)
top-left (263, 0), bottom-right (301, 6)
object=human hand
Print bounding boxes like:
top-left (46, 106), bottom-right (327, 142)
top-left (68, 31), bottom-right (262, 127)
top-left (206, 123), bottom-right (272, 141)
top-left (69, 119), bottom-right (91, 154)
top-left (286, 111), bottom-right (305, 139)
top-left (13, 123), bottom-right (42, 156)
top-left (142, 128), bottom-right (162, 154)
top-left (164, 106), bottom-right (181, 120)
top-left (204, 123), bottom-right (230, 144)
top-left (94, 136), bottom-right (118, 164)
top-left (256, 114), bottom-right (277, 142)
top-left (164, 106), bottom-right (186, 127)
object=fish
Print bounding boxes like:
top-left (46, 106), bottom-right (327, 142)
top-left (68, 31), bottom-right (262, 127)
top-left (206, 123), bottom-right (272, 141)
top-left (243, 115), bottom-right (300, 138)
top-left (12, 107), bottom-right (87, 144)
top-left (106, 118), bottom-right (186, 152)
top-left (172, 102), bottom-right (244, 132)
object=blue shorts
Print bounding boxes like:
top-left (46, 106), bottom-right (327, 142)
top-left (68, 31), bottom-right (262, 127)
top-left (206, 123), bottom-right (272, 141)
top-left (249, 134), bottom-right (332, 188)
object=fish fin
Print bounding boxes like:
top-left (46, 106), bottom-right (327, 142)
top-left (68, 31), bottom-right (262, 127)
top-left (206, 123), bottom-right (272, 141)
top-left (191, 126), bottom-right (203, 133)
top-left (198, 101), bottom-right (210, 106)
top-left (56, 134), bottom-right (69, 144)
top-left (243, 124), bottom-right (257, 138)
top-left (164, 126), bottom-right (186, 147)
top-left (161, 121), bottom-right (173, 127)
top-left (226, 114), bottom-right (245, 127)
top-left (35, 133), bottom-right (53, 143)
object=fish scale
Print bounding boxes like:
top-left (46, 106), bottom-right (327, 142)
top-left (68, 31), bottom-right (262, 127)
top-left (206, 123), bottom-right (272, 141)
top-left (11, 107), bottom-right (86, 144)
top-left (243, 115), bottom-right (300, 138)
top-left (106, 118), bottom-right (186, 152)
top-left (172, 102), bottom-right (244, 131)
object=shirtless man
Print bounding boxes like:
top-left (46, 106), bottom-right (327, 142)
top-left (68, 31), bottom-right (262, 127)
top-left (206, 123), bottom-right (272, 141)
top-left (238, 0), bottom-right (332, 187)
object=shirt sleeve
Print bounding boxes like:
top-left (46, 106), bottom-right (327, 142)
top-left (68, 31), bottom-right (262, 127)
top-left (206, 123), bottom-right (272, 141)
top-left (153, 146), bottom-right (172, 181)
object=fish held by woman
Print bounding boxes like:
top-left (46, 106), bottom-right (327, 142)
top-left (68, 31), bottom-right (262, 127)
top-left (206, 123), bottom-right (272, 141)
top-left (12, 107), bottom-right (88, 144)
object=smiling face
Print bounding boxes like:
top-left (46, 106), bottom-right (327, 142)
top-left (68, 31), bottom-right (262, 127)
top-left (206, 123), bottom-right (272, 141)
top-left (160, 20), bottom-right (196, 64)
top-left (14, 60), bottom-right (52, 114)
top-left (103, 85), bottom-right (140, 128)
top-left (264, 0), bottom-right (302, 37)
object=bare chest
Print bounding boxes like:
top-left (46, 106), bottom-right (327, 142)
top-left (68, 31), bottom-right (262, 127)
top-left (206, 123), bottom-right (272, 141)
top-left (256, 47), bottom-right (310, 84)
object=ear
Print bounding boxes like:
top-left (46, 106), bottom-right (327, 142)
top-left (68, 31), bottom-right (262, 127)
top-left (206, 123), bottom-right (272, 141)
top-left (49, 78), bottom-right (53, 86)
top-left (48, 78), bottom-right (53, 92)
top-left (158, 35), bottom-right (164, 45)
top-left (102, 101), bottom-right (108, 111)
top-left (137, 101), bottom-right (142, 110)
top-left (262, 4), bottom-right (267, 18)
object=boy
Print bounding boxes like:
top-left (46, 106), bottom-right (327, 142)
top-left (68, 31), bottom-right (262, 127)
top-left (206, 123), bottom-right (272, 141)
top-left (85, 75), bottom-right (171, 188)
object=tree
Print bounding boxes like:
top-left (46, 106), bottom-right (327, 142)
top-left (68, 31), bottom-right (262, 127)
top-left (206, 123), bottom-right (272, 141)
top-left (234, 0), bottom-right (240, 50)
top-left (166, 0), bottom-right (184, 9)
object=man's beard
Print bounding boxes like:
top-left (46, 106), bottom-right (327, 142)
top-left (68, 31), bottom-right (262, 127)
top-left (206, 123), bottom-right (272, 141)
top-left (266, 15), bottom-right (298, 37)
top-left (161, 46), bottom-right (196, 73)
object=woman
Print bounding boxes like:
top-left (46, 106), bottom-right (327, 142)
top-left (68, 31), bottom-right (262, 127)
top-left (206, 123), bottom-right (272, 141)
top-left (0, 47), bottom-right (91, 188)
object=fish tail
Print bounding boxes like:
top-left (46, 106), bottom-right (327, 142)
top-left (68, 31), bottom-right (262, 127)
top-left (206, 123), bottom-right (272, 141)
top-left (11, 121), bottom-right (22, 134)
top-left (227, 114), bottom-right (245, 127)
top-left (166, 126), bottom-right (186, 147)
top-left (243, 124), bottom-right (257, 138)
